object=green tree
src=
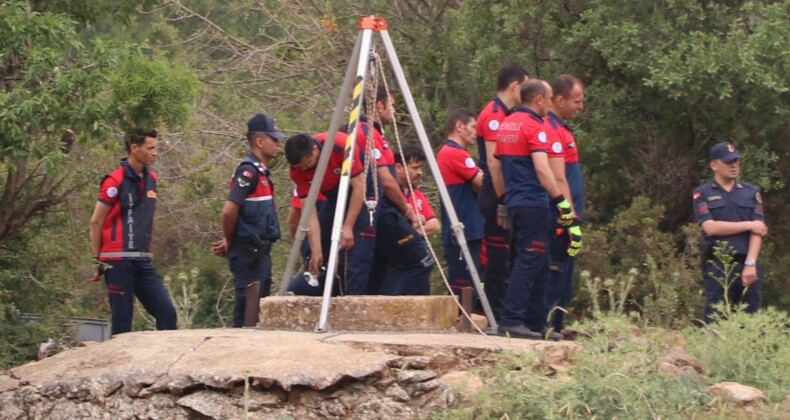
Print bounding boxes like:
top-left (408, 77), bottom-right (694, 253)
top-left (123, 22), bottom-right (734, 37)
top-left (0, 0), bottom-right (196, 367)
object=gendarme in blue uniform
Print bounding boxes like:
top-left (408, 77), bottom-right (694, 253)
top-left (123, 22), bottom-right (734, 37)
top-left (693, 164), bottom-right (764, 322)
top-left (227, 153), bottom-right (280, 327)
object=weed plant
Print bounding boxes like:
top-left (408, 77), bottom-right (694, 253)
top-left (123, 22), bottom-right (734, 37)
top-left (439, 311), bottom-right (790, 419)
top-left (685, 306), bottom-right (790, 402)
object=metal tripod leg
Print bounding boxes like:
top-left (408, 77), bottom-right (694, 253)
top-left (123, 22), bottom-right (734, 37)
top-left (315, 27), bottom-right (376, 332)
top-left (379, 29), bottom-right (499, 333)
top-left (278, 32), bottom-right (363, 296)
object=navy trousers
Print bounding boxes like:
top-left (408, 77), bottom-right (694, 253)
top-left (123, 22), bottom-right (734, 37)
top-left (443, 239), bottom-right (483, 297)
top-left (369, 209), bottom-right (434, 295)
top-left (477, 183), bottom-right (510, 321)
top-left (103, 259), bottom-right (177, 335)
top-left (229, 251), bottom-right (272, 328)
top-left (499, 206), bottom-right (550, 332)
top-left (702, 258), bottom-right (762, 323)
top-left (319, 195), bottom-right (376, 295)
top-left (546, 226), bottom-right (574, 331)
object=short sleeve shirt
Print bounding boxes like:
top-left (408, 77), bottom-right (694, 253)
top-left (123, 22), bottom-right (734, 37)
top-left (406, 187), bottom-right (436, 221)
top-left (289, 132), bottom-right (362, 198)
top-left (693, 180), bottom-right (764, 255)
top-left (438, 140), bottom-right (484, 241)
top-left (494, 106), bottom-right (550, 208)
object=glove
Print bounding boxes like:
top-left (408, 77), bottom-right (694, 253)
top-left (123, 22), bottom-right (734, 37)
top-left (567, 224), bottom-right (582, 257)
top-left (87, 257), bottom-right (110, 282)
top-left (553, 196), bottom-right (575, 227)
top-left (496, 204), bottom-right (512, 230)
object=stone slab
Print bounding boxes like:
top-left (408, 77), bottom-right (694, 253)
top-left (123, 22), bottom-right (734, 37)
top-left (259, 295), bottom-right (459, 332)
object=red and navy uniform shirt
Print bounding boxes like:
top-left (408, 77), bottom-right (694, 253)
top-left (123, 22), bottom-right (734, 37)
top-left (494, 106), bottom-right (552, 208)
top-left (476, 96), bottom-right (512, 186)
top-left (405, 187), bottom-right (436, 222)
top-left (289, 132), bottom-right (362, 199)
top-left (97, 159), bottom-right (158, 261)
top-left (693, 180), bottom-right (764, 256)
top-left (228, 153), bottom-right (281, 241)
top-left (291, 186), bottom-right (302, 210)
top-left (438, 140), bottom-right (485, 243)
top-left (547, 111), bottom-right (585, 222)
top-left (356, 117), bottom-right (398, 213)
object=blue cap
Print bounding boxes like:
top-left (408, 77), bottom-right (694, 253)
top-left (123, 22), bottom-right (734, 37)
top-left (247, 113), bottom-right (285, 140)
top-left (708, 142), bottom-right (740, 163)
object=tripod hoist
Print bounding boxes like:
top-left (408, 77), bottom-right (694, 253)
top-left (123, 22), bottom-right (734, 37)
top-left (277, 16), bottom-right (498, 334)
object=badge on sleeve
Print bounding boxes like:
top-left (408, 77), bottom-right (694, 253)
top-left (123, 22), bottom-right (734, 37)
top-left (242, 170), bottom-right (253, 178)
top-left (693, 191), bottom-right (701, 200)
top-left (696, 203), bottom-right (709, 215)
top-left (538, 131), bottom-right (547, 143)
top-left (755, 192), bottom-right (762, 203)
top-left (107, 187), bottom-right (118, 198)
top-left (488, 120), bottom-right (500, 131)
top-left (237, 177), bottom-right (250, 188)
top-left (464, 157), bottom-right (476, 168)
top-left (551, 142), bottom-right (563, 153)
top-left (372, 148), bottom-right (382, 160)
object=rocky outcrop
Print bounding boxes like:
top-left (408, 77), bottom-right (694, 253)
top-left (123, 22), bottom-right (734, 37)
top-left (0, 328), bottom-right (567, 419)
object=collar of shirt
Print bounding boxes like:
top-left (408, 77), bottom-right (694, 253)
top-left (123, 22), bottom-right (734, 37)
top-left (444, 139), bottom-right (465, 150)
top-left (547, 111), bottom-right (570, 131)
top-left (359, 116), bottom-right (384, 135)
top-left (710, 180), bottom-right (743, 190)
top-left (245, 152), bottom-right (270, 174)
top-left (121, 158), bottom-right (148, 181)
top-left (493, 95), bottom-right (512, 116)
top-left (512, 106), bottom-right (543, 123)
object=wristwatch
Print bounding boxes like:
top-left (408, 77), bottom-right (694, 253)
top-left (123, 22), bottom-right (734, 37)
top-left (744, 259), bottom-right (757, 267)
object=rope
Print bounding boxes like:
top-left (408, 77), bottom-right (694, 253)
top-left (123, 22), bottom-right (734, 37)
top-left (362, 52), bottom-right (380, 229)
top-left (372, 47), bottom-right (500, 347)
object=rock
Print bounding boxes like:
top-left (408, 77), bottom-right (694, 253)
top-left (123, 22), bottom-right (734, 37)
top-left (0, 374), bottom-right (20, 393)
top-left (398, 370), bottom-right (437, 384)
top-left (663, 347), bottom-right (702, 373)
top-left (0, 328), bottom-right (572, 418)
top-left (177, 390), bottom-right (240, 417)
top-left (390, 356), bottom-right (430, 370)
top-left (659, 362), bottom-right (682, 377)
top-left (439, 371), bottom-right (483, 399)
top-left (385, 384), bottom-right (411, 402)
top-left (709, 382), bottom-right (766, 405)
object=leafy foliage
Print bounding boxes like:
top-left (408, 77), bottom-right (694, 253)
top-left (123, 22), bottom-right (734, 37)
top-left (2, 0), bottom-right (790, 373)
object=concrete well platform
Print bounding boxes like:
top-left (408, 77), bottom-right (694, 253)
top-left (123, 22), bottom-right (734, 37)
top-left (259, 295), bottom-right (459, 332)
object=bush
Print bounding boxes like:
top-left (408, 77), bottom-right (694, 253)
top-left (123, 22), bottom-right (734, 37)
top-left (574, 197), bottom-right (701, 328)
top-left (685, 306), bottom-right (790, 402)
top-left (438, 310), bottom-right (790, 419)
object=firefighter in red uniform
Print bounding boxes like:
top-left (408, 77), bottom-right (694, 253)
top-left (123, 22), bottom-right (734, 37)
top-left (545, 75), bottom-right (586, 336)
top-left (89, 128), bottom-right (177, 335)
top-left (394, 145), bottom-right (440, 238)
top-left (212, 114), bottom-right (283, 327)
top-left (438, 108), bottom-right (484, 297)
top-left (284, 131), bottom-right (367, 295)
top-left (361, 86), bottom-right (435, 295)
top-left (476, 63), bottom-right (529, 321)
top-left (492, 80), bottom-right (574, 340)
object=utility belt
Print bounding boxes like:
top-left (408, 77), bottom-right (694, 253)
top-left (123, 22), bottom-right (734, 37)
top-left (233, 235), bottom-right (272, 261)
